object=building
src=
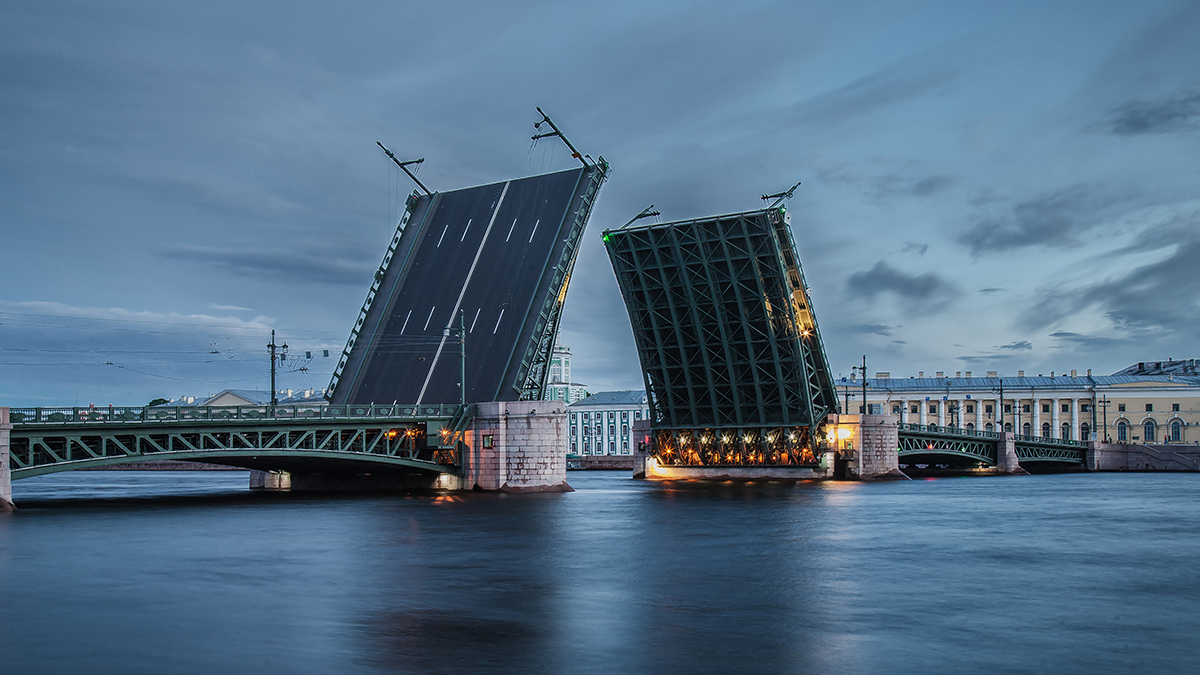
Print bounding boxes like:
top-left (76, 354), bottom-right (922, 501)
top-left (840, 362), bottom-right (1200, 444)
top-left (566, 390), bottom-right (649, 455)
top-left (158, 388), bottom-right (328, 407)
top-left (542, 344), bottom-right (589, 403)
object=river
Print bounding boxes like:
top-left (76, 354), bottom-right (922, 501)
top-left (1, 471), bottom-right (1197, 674)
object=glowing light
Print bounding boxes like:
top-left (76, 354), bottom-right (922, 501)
top-left (836, 427), bottom-right (852, 440)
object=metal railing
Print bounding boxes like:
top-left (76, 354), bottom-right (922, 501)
top-left (8, 404), bottom-right (462, 426)
top-left (899, 422), bottom-right (1085, 447)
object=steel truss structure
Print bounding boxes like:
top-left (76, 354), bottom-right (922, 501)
top-left (896, 423), bottom-right (1084, 465)
top-left (604, 205), bottom-right (837, 466)
top-left (8, 404), bottom-right (475, 479)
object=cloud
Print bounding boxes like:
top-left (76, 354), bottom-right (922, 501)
top-left (910, 175), bottom-right (955, 197)
top-left (997, 340), bottom-right (1032, 351)
top-left (162, 244), bottom-right (374, 285)
top-left (788, 57), bottom-right (958, 125)
top-left (900, 242), bottom-right (929, 256)
top-left (1018, 233), bottom-right (1200, 333)
top-left (978, 287), bottom-right (1005, 294)
top-left (1048, 331), bottom-right (1127, 351)
top-left (957, 185), bottom-right (1118, 256)
top-left (845, 323), bottom-right (893, 336)
top-left (846, 261), bottom-right (959, 311)
top-left (209, 303), bottom-right (253, 312)
top-left (1107, 91), bottom-right (1200, 135)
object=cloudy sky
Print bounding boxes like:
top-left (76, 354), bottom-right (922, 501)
top-left (2, 0), bottom-right (1198, 406)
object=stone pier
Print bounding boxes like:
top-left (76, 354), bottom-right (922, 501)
top-left (1087, 442), bottom-right (1200, 471)
top-left (995, 432), bottom-right (1030, 474)
top-left (831, 413), bottom-right (910, 481)
top-left (1, 407), bottom-right (14, 511)
top-left (461, 401), bottom-right (571, 492)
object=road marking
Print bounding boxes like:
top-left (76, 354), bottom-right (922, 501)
top-left (460, 218), bottom-right (472, 242)
top-left (469, 308), bottom-right (481, 333)
top-left (505, 218), bottom-right (517, 242)
top-left (400, 309), bottom-right (412, 334)
top-left (436, 224), bottom-right (449, 248)
top-left (528, 219), bottom-right (539, 243)
top-left (417, 182), bottom-right (510, 403)
top-left (423, 306), bottom-right (436, 331)
top-left (492, 308), bottom-right (505, 334)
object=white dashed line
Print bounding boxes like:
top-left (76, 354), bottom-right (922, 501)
top-left (528, 219), bottom-right (539, 243)
top-left (492, 308), bottom-right (505, 334)
top-left (400, 309), bottom-right (412, 334)
top-left (469, 308), bottom-right (481, 333)
top-left (423, 306), bottom-right (436, 331)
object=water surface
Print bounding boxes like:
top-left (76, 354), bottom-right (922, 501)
top-left (1, 471), bottom-right (1196, 674)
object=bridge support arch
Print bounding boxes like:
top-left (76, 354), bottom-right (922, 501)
top-left (1, 408), bottom-right (14, 511)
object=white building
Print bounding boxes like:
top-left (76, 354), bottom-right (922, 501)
top-left (566, 390), bottom-right (649, 455)
top-left (542, 344), bottom-right (589, 404)
top-left (839, 362), bottom-right (1200, 443)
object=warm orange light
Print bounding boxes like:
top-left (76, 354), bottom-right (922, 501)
top-left (836, 427), bottom-right (852, 440)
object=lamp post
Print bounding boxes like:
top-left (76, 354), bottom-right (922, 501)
top-left (267, 330), bottom-right (288, 407)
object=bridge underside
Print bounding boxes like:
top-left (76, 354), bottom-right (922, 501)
top-left (898, 425), bottom-right (1084, 467)
top-left (12, 450), bottom-right (452, 480)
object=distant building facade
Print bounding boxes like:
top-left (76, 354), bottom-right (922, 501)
top-left (542, 344), bottom-right (589, 404)
top-left (159, 388), bottom-right (327, 407)
top-left (566, 390), bottom-right (649, 455)
top-left (840, 360), bottom-right (1200, 444)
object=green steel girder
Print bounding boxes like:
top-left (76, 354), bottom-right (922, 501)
top-left (8, 406), bottom-right (472, 479)
top-left (898, 432), bottom-right (998, 465)
top-left (1013, 443), bottom-right (1085, 463)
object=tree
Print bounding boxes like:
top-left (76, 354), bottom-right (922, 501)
top-left (147, 398), bottom-right (170, 407)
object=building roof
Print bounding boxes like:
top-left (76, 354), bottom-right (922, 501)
top-left (201, 389), bottom-right (273, 406)
top-left (570, 390), bottom-right (647, 407)
top-left (1113, 359), bottom-right (1200, 376)
top-left (847, 375), bottom-right (1200, 394)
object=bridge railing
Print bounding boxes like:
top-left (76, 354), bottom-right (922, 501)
top-left (900, 423), bottom-right (1000, 440)
top-left (8, 404), bottom-right (462, 426)
top-left (1011, 433), bottom-right (1084, 447)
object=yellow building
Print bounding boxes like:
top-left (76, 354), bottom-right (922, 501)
top-left (841, 359), bottom-right (1200, 444)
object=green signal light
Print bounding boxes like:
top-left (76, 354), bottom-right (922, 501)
top-left (602, 234), bottom-right (610, 242)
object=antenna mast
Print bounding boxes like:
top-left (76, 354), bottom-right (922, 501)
top-left (532, 107), bottom-right (589, 168)
top-left (376, 141), bottom-right (432, 196)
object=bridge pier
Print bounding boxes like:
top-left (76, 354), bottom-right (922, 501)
top-left (996, 432), bottom-right (1030, 475)
top-left (249, 470), bottom-right (460, 491)
top-left (1, 407), bottom-right (13, 511)
top-left (461, 401), bottom-right (570, 492)
top-left (831, 413), bottom-right (909, 480)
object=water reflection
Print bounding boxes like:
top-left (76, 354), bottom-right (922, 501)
top-left (1, 472), bottom-right (1199, 674)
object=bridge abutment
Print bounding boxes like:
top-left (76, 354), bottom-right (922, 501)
top-left (461, 401), bottom-right (570, 492)
top-left (1, 407), bottom-right (13, 511)
top-left (831, 414), bottom-right (909, 480)
top-left (996, 433), bottom-right (1030, 475)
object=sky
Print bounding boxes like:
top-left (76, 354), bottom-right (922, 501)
top-left (1, 0), bottom-right (1198, 407)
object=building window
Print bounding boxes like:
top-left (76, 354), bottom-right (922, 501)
top-left (1004, 422), bottom-right (1013, 433)
top-left (1172, 403), bottom-right (1180, 412)
top-left (1117, 421), bottom-right (1128, 442)
top-left (1061, 422), bottom-right (1071, 439)
top-left (1041, 422), bottom-right (1051, 438)
top-left (928, 405), bottom-right (937, 414)
top-left (1145, 403), bottom-right (1153, 412)
top-left (622, 441), bottom-right (629, 451)
top-left (1080, 422), bottom-right (1090, 440)
top-left (608, 412), bottom-right (615, 421)
top-left (622, 424), bottom-right (628, 436)
top-left (910, 405), bottom-right (919, 414)
top-left (985, 404), bottom-right (993, 414)
top-left (609, 425), bottom-right (615, 436)
top-left (634, 411), bottom-right (641, 420)
top-left (1004, 404), bottom-right (1012, 414)
top-left (1081, 404), bottom-right (1090, 413)
top-left (1144, 419), bottom-right (1156, 442)
top-left (1118, 404), bottom-right (1126, 412)
top-left (1023, 422), bottom-right (1031, 436)
top-left (985, 422), bottom-right (993, 431)
top-left (1023, 404), bottom-right (1031, 413)
top-left (571, 442), bottom-right (577, 453)
top-left (595, 425), bottom-right (601, 436)
top-left (1061, 404), bottom-right (1069, 413)
top-left (1042, 404), bottom-right (1050, 413)
top-left (892, 405), bottom-right (901, 414)
top-left (966, 422), bottom-right (975, 430)
top-left (482, 435), bottom-right (494, 448)
top-left (571, 413), bottom-right (577, 422)
top-left (609, 441), bottom-right (615, 454)
top-left (621, 411), bottom-right (628, 421)
top-left (570, 425), bottom-right (577, 437)
top-left (966, 404), bottom-right (974, 413)
top-left (1172, 421), bottom-right (1182, 442)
